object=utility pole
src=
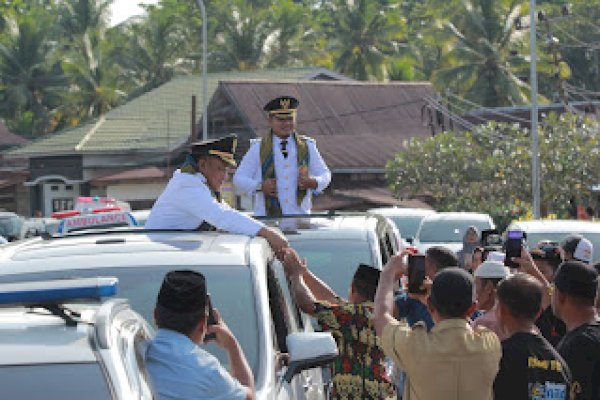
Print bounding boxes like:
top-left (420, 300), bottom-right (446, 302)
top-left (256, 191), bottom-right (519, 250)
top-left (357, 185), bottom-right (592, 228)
top-left (196, 0), bottom-right (208, 141)
top-left (530, 0), bottom-right (541, 218)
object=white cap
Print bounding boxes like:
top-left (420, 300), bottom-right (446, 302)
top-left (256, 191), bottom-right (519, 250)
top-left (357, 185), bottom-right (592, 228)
top-left (486, 251), bottom-right (505, 263)
top-left (474, 260), bottom-right (510, 279)
top-left (574, 237), bottom-right (593, 263)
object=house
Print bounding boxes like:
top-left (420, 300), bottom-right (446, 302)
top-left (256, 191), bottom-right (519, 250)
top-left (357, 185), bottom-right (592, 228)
top-left (206, 80), bottom-right (438, 210)
top-left (1, 68), bottom-right (350, 216)
top-left (0, 122), bottom-right (29, 213)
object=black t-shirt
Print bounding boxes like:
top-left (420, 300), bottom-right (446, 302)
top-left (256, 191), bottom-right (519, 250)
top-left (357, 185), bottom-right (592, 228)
top-left (536, 306), bottom-right (567, 347)
top-left (494, 332), bottom-right (571, 400)
top-left (557, 320), bottom-right (600, 400)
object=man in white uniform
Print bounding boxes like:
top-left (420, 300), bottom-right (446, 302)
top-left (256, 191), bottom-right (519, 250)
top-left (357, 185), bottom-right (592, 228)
top-left (233, 96), bottom-right (331, 217)
top-left (146, 134), bottom-right (288, 255)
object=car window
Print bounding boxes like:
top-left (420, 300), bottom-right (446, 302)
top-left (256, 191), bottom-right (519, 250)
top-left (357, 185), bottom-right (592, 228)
top-left (389, 216), bottom-right (424, 238)
top-left (0, 266), bottom-right (260, 379)
top-left (289, 239), bottom-right (375, 297)
top-left (267, 262), bottom-right (292, 353)
top-left (0, 363), bottom-right (112, 398)
top-left (417, 219), bottom-right (493, 243)
top-left (524, 231), bottom-right (600, 260)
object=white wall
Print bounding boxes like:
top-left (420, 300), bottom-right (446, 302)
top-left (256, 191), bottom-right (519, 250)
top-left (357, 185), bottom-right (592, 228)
top-left (106, 183), bottom-right (166, 201)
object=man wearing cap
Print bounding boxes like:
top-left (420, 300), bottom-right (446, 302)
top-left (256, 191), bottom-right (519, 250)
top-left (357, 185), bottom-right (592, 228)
top-left (233, 96), bottom-right (331, 217)
top-left (552, 261), bottom-right (600, 400)
top-left (471, 259), bottom-right (511, 340)
top-left (374, 255), bottom-right (501, 399)
top-left (560, 234), bottom-right (593, 264)
top-left (282, 248), bottom-right (396, 399)
top-left (493, 273), bottom-right (571, 400)
top-left (145, 134), bottom-right (288, 255)
top-left (145, 270), bottom-right (255, 399)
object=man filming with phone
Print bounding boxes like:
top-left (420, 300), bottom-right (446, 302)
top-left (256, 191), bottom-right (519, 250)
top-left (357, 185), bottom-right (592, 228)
top-left (145, 270), bottom-right (255, 400)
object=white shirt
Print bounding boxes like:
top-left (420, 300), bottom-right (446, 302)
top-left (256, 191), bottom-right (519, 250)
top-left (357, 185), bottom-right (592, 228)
top-left (145, 169), bottom-right (263, 236)
top-left (233, 133), bottom-right (331, 216)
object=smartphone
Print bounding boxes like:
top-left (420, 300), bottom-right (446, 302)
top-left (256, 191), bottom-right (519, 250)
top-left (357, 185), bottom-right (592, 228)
top-left (481, 229), bottom-right (499, 246)
top-left (504, 230), bottom-right (526, 268)
top-left (204, 293), bottom-right (217, 342)
top-left (407, 254), bottom-right (427, 294)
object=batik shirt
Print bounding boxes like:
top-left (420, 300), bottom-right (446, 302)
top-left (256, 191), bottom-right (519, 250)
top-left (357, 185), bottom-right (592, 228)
top-left (314, 298), bottom-right (396, 400)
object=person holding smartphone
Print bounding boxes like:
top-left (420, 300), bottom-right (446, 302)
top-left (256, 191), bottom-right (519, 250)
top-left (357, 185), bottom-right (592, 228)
top-left (145, 270), bottom-right (255, 400)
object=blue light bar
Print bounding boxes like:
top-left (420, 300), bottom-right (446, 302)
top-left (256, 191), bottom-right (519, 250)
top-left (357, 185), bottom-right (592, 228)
top-left (0, 277), bottom-right (118, 306)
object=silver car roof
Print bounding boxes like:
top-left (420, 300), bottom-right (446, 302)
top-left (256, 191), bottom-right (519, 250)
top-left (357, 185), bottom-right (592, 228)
top-left (0, 231), bottom-right (262, 276)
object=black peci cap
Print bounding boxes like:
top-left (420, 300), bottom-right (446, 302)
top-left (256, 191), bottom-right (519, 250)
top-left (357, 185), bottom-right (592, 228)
top-left (263, 96), bottom-right (299, 119)
top-left (190, 134), bottom-right (237, 167)
top-left (353, 263), bottom-right (381, 287)
top-left (157, 270), bottom-right (207, 313)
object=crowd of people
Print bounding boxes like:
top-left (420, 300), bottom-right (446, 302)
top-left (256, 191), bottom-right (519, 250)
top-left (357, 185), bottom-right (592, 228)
top-left (139, 94), bottom-right (598, 399)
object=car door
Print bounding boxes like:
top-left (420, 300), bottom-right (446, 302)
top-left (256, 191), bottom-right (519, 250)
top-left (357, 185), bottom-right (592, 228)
top-left (267, 261), bottom-right (327, 400)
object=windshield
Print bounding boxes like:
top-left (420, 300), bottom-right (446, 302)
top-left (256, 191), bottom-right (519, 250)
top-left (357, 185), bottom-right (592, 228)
top-left (417, 219), bottom-right (493, 243)
top-left (289, 239), bottom-right (375, 297)
top-left (0, 363), bottom-right (111, 399)
top-left (389, 216), bottom-right (425, 239)
top-left (0, 266), bottom-right (259, 377)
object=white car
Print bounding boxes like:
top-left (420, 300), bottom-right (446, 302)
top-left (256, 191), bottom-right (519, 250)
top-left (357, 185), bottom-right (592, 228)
top-left (506, 219), bottom-right (600, 262)
top-left (0, 230), bottom-right (336, 400)
top-left (413, 212), bottom-right (495, 254)
top-left (0, 277), bottom-right (154, 399)
top-left (368, 207), bottom-right (435, 247)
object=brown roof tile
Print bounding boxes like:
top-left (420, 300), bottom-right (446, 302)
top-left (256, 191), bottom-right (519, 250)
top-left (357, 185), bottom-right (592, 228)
top-left (219, 80), bottom-right (435, 169)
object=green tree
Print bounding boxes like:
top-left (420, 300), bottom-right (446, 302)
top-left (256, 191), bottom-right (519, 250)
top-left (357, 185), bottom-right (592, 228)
top-left (432, 0), bottom-right (532, 106)
top-left (386, 113), bottom-right (600, 225)
top-left (210, 0), bottom-right (272, 71)
top-left (265, 0), bottom-right (315, 68)
top-left (55, 0), bottom-right (125, 125)
top-left (320, 0), bottom-right (404, 80)
top-left (0, 11), bottom-right (65, 136)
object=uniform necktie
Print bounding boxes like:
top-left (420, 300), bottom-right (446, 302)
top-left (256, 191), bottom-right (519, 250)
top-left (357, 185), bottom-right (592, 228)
top-left (281, 139), bottom-right (288, 159)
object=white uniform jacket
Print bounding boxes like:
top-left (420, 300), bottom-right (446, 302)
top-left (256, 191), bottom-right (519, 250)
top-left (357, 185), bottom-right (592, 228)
top-left (233, 134), bottom-right (331, 216)
top-left (145, 169), bottom-right (263, 236)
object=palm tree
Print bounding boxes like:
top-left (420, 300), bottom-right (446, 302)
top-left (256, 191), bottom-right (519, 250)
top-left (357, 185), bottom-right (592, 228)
top-left (113, 7), bottom-right (188, 97)
top-left (322, 0), bottom-right (404, 80)
top-left (55, 0), bottom-right (125, 124)
top-left (265, 0), bottom-right (315, 68)
top-left (210, 0), bottom-right (272, 71)
top-left (0, 13), bottom-right (66, 136)
top-left (432, 0), bottom-right (531, 107)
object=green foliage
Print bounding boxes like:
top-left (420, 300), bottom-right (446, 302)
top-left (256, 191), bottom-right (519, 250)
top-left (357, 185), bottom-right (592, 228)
top-left (319, 0), bottom-right (404, 80)
top-left (387, 113), bottom-right (600, 225)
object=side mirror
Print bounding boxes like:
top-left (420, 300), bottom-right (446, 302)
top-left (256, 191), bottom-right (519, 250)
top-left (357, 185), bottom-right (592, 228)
top-left (406, 237), bottom-right (414, 244)
top-left (282, 332), bottom-right (338, 383)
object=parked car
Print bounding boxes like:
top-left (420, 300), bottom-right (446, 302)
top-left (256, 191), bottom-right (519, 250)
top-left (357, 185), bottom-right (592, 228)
top-left (260, 212), bottom-right (402, 297)
top-left (0, 212), bottom-right (38, 242)
top-left (0, 277), bottom-right (154, 399)
top-left (413, 212), bottom-right (496, 254)
top-left (368, 207), bottom-right (435, 247)
top-left (506, 219), bottom-right (600, 262)
top-left (0, 230), bottom-right (334, 400)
